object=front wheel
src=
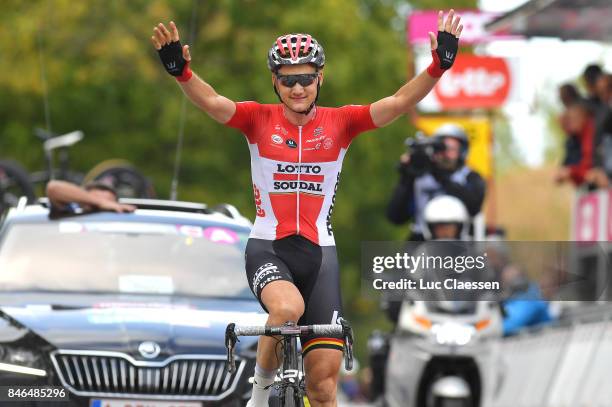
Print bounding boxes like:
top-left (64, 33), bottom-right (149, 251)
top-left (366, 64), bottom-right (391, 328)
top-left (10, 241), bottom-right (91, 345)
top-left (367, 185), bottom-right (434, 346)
top-left (0, 159), bottom-right (36, 214)
top-left (281, 385), bottom-right (304, 407)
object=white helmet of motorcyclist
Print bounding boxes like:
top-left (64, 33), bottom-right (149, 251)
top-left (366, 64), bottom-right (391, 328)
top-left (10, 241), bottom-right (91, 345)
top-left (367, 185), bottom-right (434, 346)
top-left (423, 195), bottom-right (470, 240)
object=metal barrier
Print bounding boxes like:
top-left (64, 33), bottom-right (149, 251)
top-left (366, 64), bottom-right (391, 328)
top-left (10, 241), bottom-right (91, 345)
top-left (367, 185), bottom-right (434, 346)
top-left (485, 304), bottom-right (612, 407)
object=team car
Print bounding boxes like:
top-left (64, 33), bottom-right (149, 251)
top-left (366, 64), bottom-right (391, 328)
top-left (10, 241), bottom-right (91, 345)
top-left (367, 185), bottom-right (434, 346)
top-left (0, 197), bottom-right (266, 407)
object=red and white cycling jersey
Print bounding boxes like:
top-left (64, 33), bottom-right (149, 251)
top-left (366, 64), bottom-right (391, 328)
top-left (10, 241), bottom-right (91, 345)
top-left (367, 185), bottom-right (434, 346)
top-left (226, 102), bottom-right (376, 246)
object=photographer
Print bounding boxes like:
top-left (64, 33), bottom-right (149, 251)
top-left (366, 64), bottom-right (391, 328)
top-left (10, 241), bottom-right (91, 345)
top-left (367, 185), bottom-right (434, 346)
top-left (386, 123), bottom-right (486, 241)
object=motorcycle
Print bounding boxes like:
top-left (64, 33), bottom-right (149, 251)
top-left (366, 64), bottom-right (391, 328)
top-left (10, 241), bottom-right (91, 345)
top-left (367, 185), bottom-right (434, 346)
top-left (384, 297), bottom-right (503, 407)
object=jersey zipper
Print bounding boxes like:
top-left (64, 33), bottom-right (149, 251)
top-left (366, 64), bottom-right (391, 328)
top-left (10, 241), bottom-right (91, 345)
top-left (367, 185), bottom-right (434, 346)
top-left (296, 126), bottom-right (302, 235)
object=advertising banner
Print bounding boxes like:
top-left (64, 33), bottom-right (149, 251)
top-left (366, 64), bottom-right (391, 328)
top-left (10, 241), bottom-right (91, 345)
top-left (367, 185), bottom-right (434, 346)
top-left (414, 116), bottom-right (492, 178)
top-left (416, 54), bottom-right (517, 111)
top-left (407, 10), bottom-right (516, 45)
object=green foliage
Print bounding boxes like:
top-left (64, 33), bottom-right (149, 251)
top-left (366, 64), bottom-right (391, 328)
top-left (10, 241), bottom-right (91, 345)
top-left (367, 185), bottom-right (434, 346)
top-left (492, 110), bottom-right (525, 174)
top-left (0, 0), bottom-right (475, 362)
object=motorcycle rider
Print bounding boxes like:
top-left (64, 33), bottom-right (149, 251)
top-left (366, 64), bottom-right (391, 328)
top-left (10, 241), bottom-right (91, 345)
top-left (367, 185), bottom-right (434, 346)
top-left (370, 195), bottom-right (470, 401)
top-left (421, 194), bottom-right (470, 240)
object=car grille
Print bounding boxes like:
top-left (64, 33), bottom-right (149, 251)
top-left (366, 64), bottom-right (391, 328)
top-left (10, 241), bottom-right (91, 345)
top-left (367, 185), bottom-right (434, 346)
top-left (50, 350), bottom-right (245, 400)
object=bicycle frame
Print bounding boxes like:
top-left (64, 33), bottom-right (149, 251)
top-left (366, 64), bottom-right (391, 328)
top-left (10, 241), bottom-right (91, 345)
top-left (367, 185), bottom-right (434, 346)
top-left (278, 322), bottom-right (303, 406)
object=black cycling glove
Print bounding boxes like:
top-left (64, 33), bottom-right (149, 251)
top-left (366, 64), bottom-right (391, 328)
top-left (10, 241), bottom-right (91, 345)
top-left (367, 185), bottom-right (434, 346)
top-left (427, 31), bottom-right (459, 78)
top-left (157, 40), bottom-right (191, 81)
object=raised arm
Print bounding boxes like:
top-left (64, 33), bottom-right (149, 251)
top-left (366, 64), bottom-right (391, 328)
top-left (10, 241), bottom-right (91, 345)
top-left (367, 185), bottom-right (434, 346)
top-left (151, 21), bottom-right (236, 124)
top-left (370, 10), bottom-right (463, 128)
top-left (46, 181), bottom-right (135, 213)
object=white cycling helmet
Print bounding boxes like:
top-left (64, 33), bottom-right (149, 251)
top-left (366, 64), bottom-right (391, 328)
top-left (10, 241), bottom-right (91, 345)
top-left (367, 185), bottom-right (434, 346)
top-left (422, 195), bottom-right (470, 240)
top-left (267, 34), bottom-right (325, 72)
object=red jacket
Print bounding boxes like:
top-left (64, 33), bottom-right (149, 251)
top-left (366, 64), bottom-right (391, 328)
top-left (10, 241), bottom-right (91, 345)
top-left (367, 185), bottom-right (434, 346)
top-left (568, 118), bottom-right (595, 185)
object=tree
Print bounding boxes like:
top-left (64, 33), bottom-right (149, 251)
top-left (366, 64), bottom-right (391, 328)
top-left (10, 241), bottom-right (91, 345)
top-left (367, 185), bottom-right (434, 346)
top-left (0, 0), bottom-right (476, 360)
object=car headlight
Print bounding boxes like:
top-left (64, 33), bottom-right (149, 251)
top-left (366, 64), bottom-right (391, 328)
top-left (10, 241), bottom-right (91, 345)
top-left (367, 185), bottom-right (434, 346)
top-left (431, 323), bottom-right (475, 346)
top-left (0, 346), bottom-right (47, 377)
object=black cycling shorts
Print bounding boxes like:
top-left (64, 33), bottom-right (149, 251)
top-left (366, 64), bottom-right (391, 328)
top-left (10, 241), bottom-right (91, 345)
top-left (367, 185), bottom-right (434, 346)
top-left (245, 235), bottom-right (344, 356)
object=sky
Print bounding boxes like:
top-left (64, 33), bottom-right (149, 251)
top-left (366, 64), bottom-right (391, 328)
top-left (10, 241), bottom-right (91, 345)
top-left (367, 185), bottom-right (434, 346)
top-left (478, 0), bottom-right (612, 166)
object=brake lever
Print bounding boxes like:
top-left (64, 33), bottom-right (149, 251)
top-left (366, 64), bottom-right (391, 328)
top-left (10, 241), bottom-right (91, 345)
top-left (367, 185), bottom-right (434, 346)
top-left (339, 318), bottom-right (354, 371)
top-left (225, 323), bottom-right (239, 373)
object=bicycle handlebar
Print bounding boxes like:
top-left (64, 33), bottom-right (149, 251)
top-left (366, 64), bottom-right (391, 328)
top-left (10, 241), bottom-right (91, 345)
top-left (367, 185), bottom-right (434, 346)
top-left (231, 323), bottom-right (344, 337)
top-left (225, 318), bottom-right (354, 373)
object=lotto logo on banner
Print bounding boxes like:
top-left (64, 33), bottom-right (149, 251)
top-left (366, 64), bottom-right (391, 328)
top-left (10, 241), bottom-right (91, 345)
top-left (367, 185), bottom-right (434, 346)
top-left (434, 55), bottom-right (511, 109)
top-left (574, 192), bottom-right (600, 242)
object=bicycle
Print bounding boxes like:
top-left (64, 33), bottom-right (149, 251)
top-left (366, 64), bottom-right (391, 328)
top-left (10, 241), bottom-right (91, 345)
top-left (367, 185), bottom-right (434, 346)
top-left (33, 128), bottom-right (156, 199)
top-left (225, 318), bottom-right (354, 407)
top-left (1, 129), bottom-right (155, 215)
top-left (30, 128), bottom-right (86, 187)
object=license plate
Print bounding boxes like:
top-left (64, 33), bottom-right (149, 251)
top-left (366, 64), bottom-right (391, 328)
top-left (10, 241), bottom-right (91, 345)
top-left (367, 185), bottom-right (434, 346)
top-left (90, 399), bottom-right (203, 407)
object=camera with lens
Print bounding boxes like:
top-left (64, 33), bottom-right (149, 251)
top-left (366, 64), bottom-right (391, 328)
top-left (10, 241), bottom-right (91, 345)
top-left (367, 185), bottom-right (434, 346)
top-left (402, 132), bottom-right (446, 177)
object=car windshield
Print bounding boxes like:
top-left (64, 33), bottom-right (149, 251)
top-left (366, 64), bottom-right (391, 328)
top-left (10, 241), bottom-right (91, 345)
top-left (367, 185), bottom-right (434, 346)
top-left (0, 221), bottom-right (252, 299)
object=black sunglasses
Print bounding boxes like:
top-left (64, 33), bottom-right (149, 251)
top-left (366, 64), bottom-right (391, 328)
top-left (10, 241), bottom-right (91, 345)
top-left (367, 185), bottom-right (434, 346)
top-left (275, 73), bottom-right (319, 88)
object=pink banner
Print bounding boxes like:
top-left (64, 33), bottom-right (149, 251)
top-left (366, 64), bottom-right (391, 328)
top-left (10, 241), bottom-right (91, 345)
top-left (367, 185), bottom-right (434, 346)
top-left (574, 192), bottom-right (600, 242)
top-left (408, 10), bottom-right (514, 45)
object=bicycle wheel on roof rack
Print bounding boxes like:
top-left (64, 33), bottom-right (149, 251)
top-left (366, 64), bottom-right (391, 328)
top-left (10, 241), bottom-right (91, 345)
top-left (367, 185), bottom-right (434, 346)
top-left (83, 159), bottom-right (156, 199)
top-left (0, 159), bottom-right (36, 214)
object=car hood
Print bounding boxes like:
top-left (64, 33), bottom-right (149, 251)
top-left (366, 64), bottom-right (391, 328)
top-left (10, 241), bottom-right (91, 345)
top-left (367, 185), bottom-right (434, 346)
top-left (0, 296), bottom-right (266, 358)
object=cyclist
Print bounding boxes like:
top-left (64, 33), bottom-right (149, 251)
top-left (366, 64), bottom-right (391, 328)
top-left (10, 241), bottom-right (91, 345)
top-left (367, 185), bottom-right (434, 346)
top-left (46, 180), bottom-right (135, 215)
top-left (152, 10), bottom-right (463, 407)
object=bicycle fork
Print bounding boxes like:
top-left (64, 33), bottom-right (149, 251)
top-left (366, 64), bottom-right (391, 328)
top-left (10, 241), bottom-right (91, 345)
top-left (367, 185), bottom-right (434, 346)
top-left (279, 323), bottom-right (304, 405)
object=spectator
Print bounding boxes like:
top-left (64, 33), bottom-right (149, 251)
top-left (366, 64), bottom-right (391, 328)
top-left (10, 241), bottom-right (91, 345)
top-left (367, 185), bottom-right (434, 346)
top-left (582, 64), bottom-right (603, 110)
top-left (559, 83), bottom-right (582, 108)
top-left (501, 265), bottom-right (553, 336)
top-left (372, 196), bottom-right (472, 402)
top-left (592, 73), bottom-right (612, 180)
top-left (558, 84), bottom-right (585, 171)
top-left (46, 180), bottom-right (135, 216)
top-left (558, 83), bottom-right (582, 130)
top-left (555, 101), bottom-right (607, 188)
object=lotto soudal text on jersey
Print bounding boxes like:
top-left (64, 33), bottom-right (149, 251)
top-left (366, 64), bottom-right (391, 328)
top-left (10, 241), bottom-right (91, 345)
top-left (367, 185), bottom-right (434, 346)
top-left (226, 102), bottom-right (377, 246)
